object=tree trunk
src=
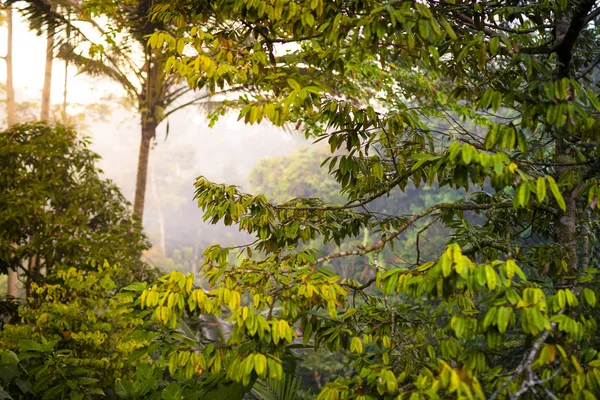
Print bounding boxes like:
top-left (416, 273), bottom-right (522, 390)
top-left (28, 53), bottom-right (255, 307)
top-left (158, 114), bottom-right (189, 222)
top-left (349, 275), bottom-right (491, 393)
top-left (133, 121), bottom-right (155, 221)
top-left (5, 6), bottom-right (18, 297)
top-left (62, 52), bottom-right (68, 121)
top-left (552, 9), bottom-right (580, 275)
top-left (62, 12), bottom-right (70, 120)
top-left (554, 189), bottom-right (578, 273)
top-left (149, 164), bottom-right (166, 253)
top-left (40, 25), bottom-right (54, 121)
top-left (582, 225), bottom-right (590, 271)
top-left (6, 7), bottom-right (16, 127)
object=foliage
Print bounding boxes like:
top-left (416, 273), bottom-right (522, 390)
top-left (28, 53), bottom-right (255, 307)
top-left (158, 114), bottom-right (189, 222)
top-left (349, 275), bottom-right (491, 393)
top-left (251, 373), bottom-right (313, 400)
top-left (249, 146), bottom-right (461, 267)
top-left (250, 146), bottom-right (462, 391)
top-left (132, 0), bottom-right (600, 399)
top-left (0, 123), bottom-right (152, 296)
top-left (0, 350), bottom-right (31, 399)
top-left (0, 261), bottom-right (147, 399)
top-left (249, 146), bottom-right (347, 205)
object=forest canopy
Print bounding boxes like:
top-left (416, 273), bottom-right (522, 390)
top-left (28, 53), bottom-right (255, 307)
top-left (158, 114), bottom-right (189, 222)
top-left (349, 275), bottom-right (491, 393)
top-left (3, 0), bottom-right (600, 399)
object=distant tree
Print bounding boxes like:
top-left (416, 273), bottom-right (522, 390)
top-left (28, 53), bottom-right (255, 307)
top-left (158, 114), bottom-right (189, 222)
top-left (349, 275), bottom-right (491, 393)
top-left (39, 13), bottom-right (53, 121)
top-left (250, 146), bottom-right (460, 270)
top-left (0, 123), bottom-right (152, 299)
top-left (2, 4), bottom-right (18, 298)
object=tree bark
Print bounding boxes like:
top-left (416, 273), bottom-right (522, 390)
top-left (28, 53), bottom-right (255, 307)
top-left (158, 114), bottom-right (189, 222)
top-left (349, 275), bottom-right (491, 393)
top-left (149, 163), bottom-right (166, 253)
top-left (6, 7), bottom-right (16, 127)
top-left (133, 121), bottom-right (155, 221)
top-left (40, 25), bottom-right (54, 121)
top-left (554, 186), bottom-right (578, 273)
top-left (549, 2), bottom-right (596, 274)
top-left (582, 225), bottom-right (590, 271)
top-left (62, 12), bottom-right (70, 120)
top-left (5, 6), bottom-right (18, 297)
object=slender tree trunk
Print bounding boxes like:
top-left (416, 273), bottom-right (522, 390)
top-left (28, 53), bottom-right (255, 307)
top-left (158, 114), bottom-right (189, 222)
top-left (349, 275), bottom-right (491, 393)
top-left (6, 7), bottom-right (16, 127)
top-left (133, 120), bottom-right (156, 221)
top-left (40, 26), bottom-right (54, 121)
top-left (5, 6), bottom-right (18, 297)
top-left (62, 11), bottom-right (70, 122)
top-left (554, 189), bottom-right (578, 273)
top-left (149, 164), bottom-right (166, 253)
top-left (62, 53), bottom-right (68, 120)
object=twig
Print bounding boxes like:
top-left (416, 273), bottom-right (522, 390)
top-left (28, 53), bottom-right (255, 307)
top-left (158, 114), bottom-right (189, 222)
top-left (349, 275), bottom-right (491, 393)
top-left (316, 202), bottom-right (512, 264)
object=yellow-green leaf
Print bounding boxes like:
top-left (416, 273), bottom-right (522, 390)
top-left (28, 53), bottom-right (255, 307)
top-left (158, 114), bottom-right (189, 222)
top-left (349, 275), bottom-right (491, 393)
top-left (547, 176), bottom-right (566, 212)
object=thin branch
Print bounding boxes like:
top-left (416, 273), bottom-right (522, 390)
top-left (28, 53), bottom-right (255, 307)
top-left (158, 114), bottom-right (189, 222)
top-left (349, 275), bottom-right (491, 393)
top-left (316, 202), bottom-right (512, 264)
top-left (489, 316), bottom-right (561, 400)
top-left (576, 51), bottom-right (600, 79)
top-left (162, 85), bottom-right (247, 119)
top-left (584, 6), bottom-right (600, 24)
top-left (276, 159), bottom-right (437, 212)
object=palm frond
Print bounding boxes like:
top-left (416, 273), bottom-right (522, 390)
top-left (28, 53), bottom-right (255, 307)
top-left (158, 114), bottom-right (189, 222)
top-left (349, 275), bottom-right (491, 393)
top-left (251, 373), bottom-right (310, 400)
top-left (10, 0), bottom-right (79, 38)
top-left (12, 0), bottom-right (145, 84)
top-left (56, 42), bottom-right (138, 99)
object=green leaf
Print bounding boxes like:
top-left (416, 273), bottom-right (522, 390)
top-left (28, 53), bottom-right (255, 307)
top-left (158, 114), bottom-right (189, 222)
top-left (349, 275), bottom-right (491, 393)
top-left (536, 177), bottom-right (546, 202)
top-left (122, 282), bottom-right (148, 292)
top-left (485, 265), bottom-right (497, 291)
top-left (515, 183), bottom-right (530, 207)
top-left (70, 392), bottom-right (84, 400)
top-left (162, 382), bottom-right (182, 400)
top-left (547, 176), bottom-right (566, 212)
top-left (461, 144), bottom-right (475, 165)
top-left (583, 288), bottom-right (596, 307)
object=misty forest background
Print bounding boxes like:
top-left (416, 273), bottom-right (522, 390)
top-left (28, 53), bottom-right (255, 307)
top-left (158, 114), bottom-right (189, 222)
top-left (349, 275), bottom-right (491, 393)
top-left (0, 13), bottom-right (311, 285)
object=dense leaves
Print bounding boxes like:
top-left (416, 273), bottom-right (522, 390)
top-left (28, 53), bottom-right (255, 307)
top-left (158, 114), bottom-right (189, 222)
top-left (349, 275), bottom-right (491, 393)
top-left (0, 262), bottom-right (146, 399)
top-left (4, 0), bottom-right (600, 398)
top-left (132, 0), bottom-right (600, 398)
top-left (0, 123), bottom-right (151, 297)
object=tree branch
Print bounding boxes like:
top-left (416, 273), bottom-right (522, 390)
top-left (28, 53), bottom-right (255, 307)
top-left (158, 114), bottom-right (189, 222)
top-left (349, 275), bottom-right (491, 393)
top-left (276, 159), bottom-right (437, 212)
top-left (584, 6), bottom-right (600, 24)
top-left (576, 51), bottom-right (600, 79)
top-left (555, 0), bottom-right (597, 77)
top-left (489, 316), bottom-right (560, 400)
top-left (316, 202), bottom-right (512, 264)
top-left (162, 85), bottom-right (247, 120)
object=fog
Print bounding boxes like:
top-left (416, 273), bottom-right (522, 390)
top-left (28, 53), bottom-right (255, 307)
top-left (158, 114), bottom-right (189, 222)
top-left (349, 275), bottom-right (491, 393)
top-left (88, 106), bottom-right (309, 268)
top-left (2, 14), bottom-right (312, 272)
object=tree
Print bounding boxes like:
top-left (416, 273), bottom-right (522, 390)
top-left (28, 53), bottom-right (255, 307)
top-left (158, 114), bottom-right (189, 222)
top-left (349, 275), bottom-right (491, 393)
top-left (0, 261), bottom-right (148, 399)
top-left (249, 146), bottom-right (461, 268)
top-left (15, 0), bottom-right (245, 221)
top-left (4, 5), bottom-right (16, 128)
top-left (131, 0), bottom-right (600, 398)
top-left (3, 4), bottom-right (18, 298)
top-left (0, 123), bottom-right (152, 297)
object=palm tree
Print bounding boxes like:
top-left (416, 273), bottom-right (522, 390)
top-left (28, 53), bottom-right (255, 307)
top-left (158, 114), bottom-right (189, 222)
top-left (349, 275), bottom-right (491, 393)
top-left (16, 0), bottom-right (231, 221)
